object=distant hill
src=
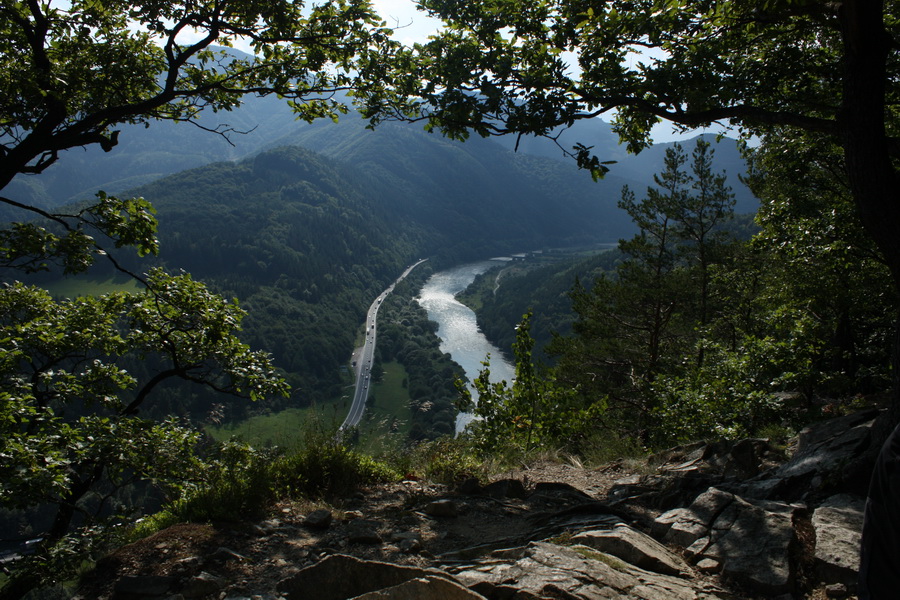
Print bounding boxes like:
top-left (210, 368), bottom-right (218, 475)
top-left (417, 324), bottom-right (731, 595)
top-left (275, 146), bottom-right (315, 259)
top-left (490, 122), bottom-right (757, 214)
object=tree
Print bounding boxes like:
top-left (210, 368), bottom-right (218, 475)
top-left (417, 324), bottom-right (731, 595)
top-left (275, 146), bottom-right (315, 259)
top-left (368, 0), bottom-right (900, 292)
top-left (744, 131), bottom-right (897, 397)
top-left (550, 140), bottom-right (734, 441)
top-left (0, 0), bottom-right (402, 595)
top-left (457, 312), bottom-right (592, 454)
top-left (677, 140), bottom-right (736, 341)
top-left (617, 143), bottom-right (689, 384)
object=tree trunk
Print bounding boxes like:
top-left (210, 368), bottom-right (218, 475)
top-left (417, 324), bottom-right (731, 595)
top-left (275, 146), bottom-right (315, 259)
top-left (839, 1), bottom-right (900, 428)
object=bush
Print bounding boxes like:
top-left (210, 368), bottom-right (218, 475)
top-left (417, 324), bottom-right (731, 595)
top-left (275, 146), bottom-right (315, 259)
top-left (165, 441), bottom-right (276, 524)
top-left (272, 431), bottom-right (399, 499)
top-left (396, 436), bottom-right (489, 484)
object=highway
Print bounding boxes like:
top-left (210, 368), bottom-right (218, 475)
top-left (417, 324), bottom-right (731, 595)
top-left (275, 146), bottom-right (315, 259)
top-left (339, 259), bottom-right (428, 430)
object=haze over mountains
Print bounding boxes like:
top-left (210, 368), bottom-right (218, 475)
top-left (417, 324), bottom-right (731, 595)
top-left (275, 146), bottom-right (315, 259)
top-left (7, 74), bottom-right (757, 219)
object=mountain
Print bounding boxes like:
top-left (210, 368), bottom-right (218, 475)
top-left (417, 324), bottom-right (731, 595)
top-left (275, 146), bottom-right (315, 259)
top-left (5, 45), bottom-right (757, 218)
top-left (100, 132), bottom-right (638, 414)
top-left (269, 117), bottom-right (641, 255)
top-left (8, 60), bottom-right (758, 411)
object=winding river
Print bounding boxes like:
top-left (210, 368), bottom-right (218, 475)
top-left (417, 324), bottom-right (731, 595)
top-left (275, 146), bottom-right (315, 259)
top-left (417, 260), bottom-right (515, 432)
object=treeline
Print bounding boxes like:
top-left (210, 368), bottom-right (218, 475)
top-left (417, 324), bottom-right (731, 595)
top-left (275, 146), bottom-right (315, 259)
top-left (460, 140), bottom-right (897, 452)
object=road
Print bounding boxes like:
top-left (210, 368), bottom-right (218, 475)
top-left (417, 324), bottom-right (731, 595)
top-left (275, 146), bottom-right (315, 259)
top-left (340, 259), bottom-right (428, 430)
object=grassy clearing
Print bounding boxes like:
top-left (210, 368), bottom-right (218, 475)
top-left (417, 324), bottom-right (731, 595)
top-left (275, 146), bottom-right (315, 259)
top-left (42, 275), bottom-right (142, 299)
top-left (205, 403), bottom-right (346, 449)
top-left (206, 362), bottom-right (412, 454)
top-left (354, 361), bottom-right (412, 454)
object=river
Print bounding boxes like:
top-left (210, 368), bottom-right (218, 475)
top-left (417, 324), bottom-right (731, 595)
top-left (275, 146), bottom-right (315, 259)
top-left (417, 260), bottom-right (516, 433)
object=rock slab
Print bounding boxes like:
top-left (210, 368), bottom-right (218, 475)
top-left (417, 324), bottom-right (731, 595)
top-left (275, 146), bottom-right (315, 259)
top-left (812, 494), bottom-right (865, 586)
top-left (276, 554), bottom-right (454, 600)
top-left (452, 541), bottom-right (728, 599)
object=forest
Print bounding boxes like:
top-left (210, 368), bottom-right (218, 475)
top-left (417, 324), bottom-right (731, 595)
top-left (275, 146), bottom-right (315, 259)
top-left (3, 1), bottom-right (900, 598)
top-left (457, 139), bottom-right (896, 453)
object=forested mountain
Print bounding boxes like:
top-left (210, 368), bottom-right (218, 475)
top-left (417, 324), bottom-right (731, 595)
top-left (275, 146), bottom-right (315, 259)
top-left (14, 95), bottom-right (760, 427)
top-left (9, 48), bottom-right (758, 426)
top-left (84, 128), bottom-right (642, 419)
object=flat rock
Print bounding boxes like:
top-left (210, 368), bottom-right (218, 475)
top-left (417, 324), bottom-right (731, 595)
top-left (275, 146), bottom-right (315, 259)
top-left (812, 494), bottom-right (865, 585)
top-left (452, 541), bottom-right (728, 599)
top-left (571, 523), bottom-right (690, 576)
top-left (276, 554), bottom-right (455, 600)
top-left (351, 576), bottom-right (487, 599)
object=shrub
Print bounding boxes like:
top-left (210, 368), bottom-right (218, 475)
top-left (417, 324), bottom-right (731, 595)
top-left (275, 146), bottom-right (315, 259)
top-left (272, 432), bottom-right (399, 499)
top-left (165, 441), bottom-right (276, 523)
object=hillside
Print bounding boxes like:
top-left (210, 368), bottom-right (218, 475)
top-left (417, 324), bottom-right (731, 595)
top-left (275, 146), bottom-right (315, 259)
top-left (80, 134), bottom-right (639, 423)
top-left (4, 42), bottom-right (757, 221)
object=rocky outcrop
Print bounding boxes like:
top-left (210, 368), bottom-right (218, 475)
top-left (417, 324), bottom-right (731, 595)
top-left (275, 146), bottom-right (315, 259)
top-left (654, 488), bottom-right (802, 594)
top-left (453, 542), bottom-right (727, 600)
top-left (73, 411), bottom-right (879, 600)
top-left (737, 410), bottom-right (879, 502)
top-left (571, 523), bottom-right (690, 576)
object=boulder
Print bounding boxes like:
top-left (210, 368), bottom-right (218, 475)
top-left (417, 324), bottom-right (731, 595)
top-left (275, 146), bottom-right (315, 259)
top-left (744, 410), bottom-right (879, 501)
top-left (654, 488), bottom-right (734, 548)
top-left (705, 495), bottom-right (799, 595)
top-left (812, 494), bottom-right (865, 586)
top-left (391, 532), bottom-right (423, 554)
top-left (304, 508), bottom-right (333, 529)
top-left (180, 571), bottom-right (227, 598)
top-left (480, 478), bottom-right (529, 499)
top-left (423, 499), bottom-right (458, 517)
top-left (346, 519), bottom-right (383, 545)
top-left (655, 487), bottom-right (800, 595)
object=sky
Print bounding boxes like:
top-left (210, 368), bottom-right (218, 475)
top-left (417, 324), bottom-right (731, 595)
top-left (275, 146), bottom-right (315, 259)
top-left (372, 0), bottom-right (444, 46)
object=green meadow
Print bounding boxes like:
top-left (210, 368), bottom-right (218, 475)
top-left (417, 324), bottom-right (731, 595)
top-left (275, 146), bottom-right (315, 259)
top-left (206, 361), bottom-right (413, 454)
